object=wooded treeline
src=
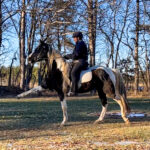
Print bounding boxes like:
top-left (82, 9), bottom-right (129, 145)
top-left (0, 0), bottom-right (149, 93)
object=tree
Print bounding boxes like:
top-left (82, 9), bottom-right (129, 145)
top-left (25, 0), bottom-right (38, 90)
top-left (134, 0), bottom-right (139, 94)
top-left (19, 0), bottom-right (26, 89)
top-left (0, 0), bottom-right (2, 48)
top-left (88, 0), bottom-right (98, 66)
top-left (98, 0), bottom-right (131, 68)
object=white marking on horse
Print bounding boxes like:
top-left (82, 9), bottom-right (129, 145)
top-left (94, 104), bottom-right (108, 124)
top-left (114, 98), bottom-right (129, 124)
top-left (61, 99), bottom-right (68, 125)
top-left (56, 58), bottom-right (63, 71)
top-left (17, 86), bottom-right (44, 98)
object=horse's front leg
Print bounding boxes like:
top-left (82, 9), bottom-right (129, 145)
top-left (94, 89), bottom-right (108, 124)
top-left (58, 91), bottom-right (68, 126)
top-left (61, 99), bottom-right (68, 126)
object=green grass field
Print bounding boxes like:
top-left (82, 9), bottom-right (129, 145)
top-left (0, 96), bottom-right (150, 149)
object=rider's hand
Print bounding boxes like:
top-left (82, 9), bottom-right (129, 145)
top-left (63, 55), bottom-right (68, 59)
top-left (63, 55), bottom-right (70, 59)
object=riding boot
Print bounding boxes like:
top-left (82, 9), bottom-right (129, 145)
top-left (70, 81), bottom-right (78, 96)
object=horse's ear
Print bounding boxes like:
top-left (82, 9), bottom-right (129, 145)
top-left (40, 38), bottom-right (47, 43)
top-left (40, 40), bottom-right (44, 44)
top-left (43, 38), bottom-right (47, 42)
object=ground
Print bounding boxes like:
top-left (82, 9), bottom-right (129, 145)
top-left (0, 96), bottom-right (150, 150)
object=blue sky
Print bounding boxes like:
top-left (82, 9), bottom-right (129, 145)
top-left (0, 0), bottom-right (149, 69)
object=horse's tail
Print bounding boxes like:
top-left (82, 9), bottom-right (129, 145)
top-left (113, 69), bottom-right (131, 114)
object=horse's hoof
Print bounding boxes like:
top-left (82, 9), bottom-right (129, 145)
top-left (94, 121), bottom-right (98, 124)
top-left (94, 120), bottom-right (103, 124)
top-left (60, 121), bottom-right (67, 127)
top-left (17, 96), bottom-right (20, 99)
top-left (60, 124), bottom-right (64, 127)
top-left (125, 120), bottom-right (131, 125)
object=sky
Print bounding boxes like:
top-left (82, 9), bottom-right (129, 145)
top-left (0, 0), bottom-right (149, 69)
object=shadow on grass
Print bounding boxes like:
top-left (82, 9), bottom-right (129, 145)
top-left (0, 98), bottom-right (149, 140)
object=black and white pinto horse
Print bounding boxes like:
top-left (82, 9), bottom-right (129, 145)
top-left (17, 41), bottom-right (130, 125)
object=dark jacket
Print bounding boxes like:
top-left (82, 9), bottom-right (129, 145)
top-left (64, 40), bottom-right (88, 62)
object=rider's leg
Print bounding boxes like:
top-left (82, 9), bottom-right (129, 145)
top-left (71, 62), bottom-right (83, 94)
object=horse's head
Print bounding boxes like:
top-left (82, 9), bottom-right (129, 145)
top-left (28, 40), bottom-right (51, 63)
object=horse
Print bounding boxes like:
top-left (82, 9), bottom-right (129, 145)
top-left (18, 40), bottom-right (130, 126)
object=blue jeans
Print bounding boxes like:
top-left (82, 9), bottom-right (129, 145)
top-left (71, 60), bottom-right (88, 93)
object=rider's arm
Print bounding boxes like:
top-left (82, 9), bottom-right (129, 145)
top-left (64, 54), bottom-right (73, 59)
top-left (73, 41), bottom-right (86, 59)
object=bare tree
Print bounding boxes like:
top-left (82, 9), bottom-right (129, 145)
top-left (114, 0), bottom-right (130, 68)
top-left (25, 0), bottom-right (38, 89)
top-left (19, 0), bottom-right (26, 89)
top-left (8, 52), bottom-right (17, 86)
top-left (134, 0), bottom-right (140, 94)
top-left (0, 0), bottom-right (2, 48)
top-left (88, 0), bottom-right (98, 66)
top-left (98, 0), bottom-right (130, 68)
top-left (141, 0), bottom-right (150, 92)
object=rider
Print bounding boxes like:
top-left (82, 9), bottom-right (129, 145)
top-left (64, 32), bottom-right (88, 96)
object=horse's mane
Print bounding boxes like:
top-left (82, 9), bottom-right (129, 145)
top-left (48, 49), bottom-right (71, 92)
top-left (49, 49), bottom-right (65, 63)
top-left (52, 49), bottom-right (63, 58)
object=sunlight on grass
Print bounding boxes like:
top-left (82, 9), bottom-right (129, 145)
top-left (0, 97), bottom-right (150, 149)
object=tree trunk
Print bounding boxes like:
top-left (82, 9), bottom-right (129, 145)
top-left (107, 43), bottom-right (114, 67)
top-left (0, 0), bottom-right (2, 48)
top-left (25, 3), bottom-right (37, 90)
top-left (92, 0), bottom-right (97, 64)
top-left (8, 53), bottom-right (16, 86)
top-left (88, 0), bottom-right (97, 66)
top-left (134, 0), bottom-right (139, 95)
top-left (20, 0), bottom-right (26, 89)
top-left (146, 47), bottom-right (150, 92)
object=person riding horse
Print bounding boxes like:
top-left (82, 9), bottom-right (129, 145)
top-left (21, 39), bottom-right (130, 125)
top-left (64, 32), bottom-right (88, 96)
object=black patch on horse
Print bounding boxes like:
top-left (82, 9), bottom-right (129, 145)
top-left (41, 60), bottom-right (63, 92)
top-left (94, 69), bottom-right (116, 98)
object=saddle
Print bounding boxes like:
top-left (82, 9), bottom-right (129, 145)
top-left (78, 66), bottom-right (99, 87)
top-left (69, 63), bottom-right (99, 88)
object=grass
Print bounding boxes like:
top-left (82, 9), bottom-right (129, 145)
top-left (0, 96), bottom-right (150, 149)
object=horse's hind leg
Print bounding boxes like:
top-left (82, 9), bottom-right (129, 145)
top-left (94, 89), bottom-right (108, 124)
top-left (114, 98), bottom-right (130, 124)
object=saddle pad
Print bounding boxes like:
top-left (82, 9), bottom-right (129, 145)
top-left (79, 66), bottom-right (116, 86)
top-left (79, 66), bottom-right (100, 83)
top-left (80, 69), bottom-right (92, 83)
